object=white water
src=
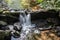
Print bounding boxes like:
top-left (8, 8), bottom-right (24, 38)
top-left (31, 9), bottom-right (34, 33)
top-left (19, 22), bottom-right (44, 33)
top-left (11, 10), bottom-right (35, 40)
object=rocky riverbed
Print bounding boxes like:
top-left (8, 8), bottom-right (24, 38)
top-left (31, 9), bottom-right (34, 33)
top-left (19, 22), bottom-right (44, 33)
top-left (0, 10), bottom-right (60, 40)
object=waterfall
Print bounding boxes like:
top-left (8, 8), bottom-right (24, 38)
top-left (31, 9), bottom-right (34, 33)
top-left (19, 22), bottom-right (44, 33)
top-left (19, 11), bottom-right (35, 40)
top-left (11, 10), bottom-right (35, 40)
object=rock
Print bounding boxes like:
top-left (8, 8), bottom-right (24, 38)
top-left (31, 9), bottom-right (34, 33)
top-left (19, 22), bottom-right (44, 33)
top-left (6, 25), bottom-right (14, 31)
top-left (0, 21), bottom-right (8, 30)
top-left (12, 31), bottom-right (20, 38)
top-left (54, 26), bottom-right (60, 37)
top-left (0, 21), bottom-right (7, 25)
top-left (34, 29), bottom-right (40, 34)
top-left (13, 22), bottom-right (22, 31)
top-left (57, 32), bottom-right (60, 37)
top-left (47, 18), bottom-right (59, 25)
top-left (55, 26), bottom-right (60, 31)
top-left (32, 19), bottom-right (52, 30)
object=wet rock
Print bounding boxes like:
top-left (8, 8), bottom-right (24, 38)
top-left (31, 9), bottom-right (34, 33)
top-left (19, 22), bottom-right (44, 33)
top-left (47, 18), bottom-right (59, 25)
top-left (57, 32), bottom-right (60, 37)
top-left (6, 25), bottom-right (14, 31)
top-left (12, 31), bottom-right (20, 38)
top-left (32, 19), bottom-right (52, 30)
top-left (0, 25), bottom-right (6, 30)
top-left (31, 10), bottom-right (58, 20)
top-left (54, 26), bottom-right (60, 37)
top-left (34, 29), bottom-right (40, 34)
top-left (13, 22), bottom-right (22, 31)
top-left (0, 21), bottom-right (8, 30)
top-left (0, 21), bottom-right (7, 25)
top-left (32, 19), bottom-right (48, 27)
top-left (55, 26), bottom-right (60, 31)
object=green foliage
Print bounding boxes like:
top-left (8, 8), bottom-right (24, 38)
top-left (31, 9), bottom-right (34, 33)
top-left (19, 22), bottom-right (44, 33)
top-left (1, 0), bottom-right (60, 10)
top-left (37, 0), bottom-right (43, 3)
top-left (39, 0), bottom-right (60, 9)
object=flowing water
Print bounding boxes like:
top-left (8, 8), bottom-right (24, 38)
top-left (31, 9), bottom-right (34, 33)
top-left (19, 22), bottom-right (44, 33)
top-left (11, 10), bottom-right (35, 40)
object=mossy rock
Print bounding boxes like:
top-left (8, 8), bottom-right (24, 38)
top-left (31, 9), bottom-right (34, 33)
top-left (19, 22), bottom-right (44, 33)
top-left (0, 31), bottom-right (10, 40)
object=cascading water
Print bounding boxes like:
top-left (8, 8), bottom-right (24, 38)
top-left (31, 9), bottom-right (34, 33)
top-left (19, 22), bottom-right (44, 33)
top-left (19, 10), bottom-right (35, 40)
top-left (11, 10), bottom-right (35, 40)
